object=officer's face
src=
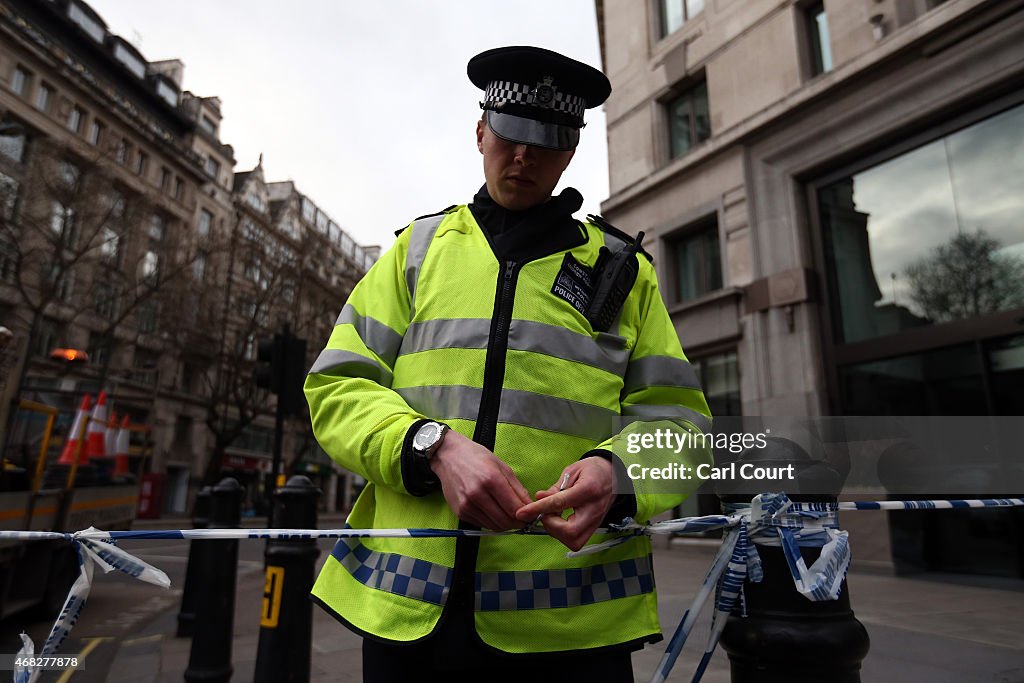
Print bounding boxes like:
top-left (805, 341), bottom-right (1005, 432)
top-left (477, 119), bottom-right (574, 211)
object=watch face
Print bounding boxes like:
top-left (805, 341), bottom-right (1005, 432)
top-left (415, 423), bottom-right (441, 451)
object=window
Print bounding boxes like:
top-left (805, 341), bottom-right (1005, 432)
top-left (246, 191), bottom-right (265, 212)
top-left (193, 250), bottom-right (207, 281)
top-left (34, 83), bottom-right (52, 112)
top-left (134, 151), bottom-right (148, 176)
top-left (100, 226), bottom-right (121, 266)
top-left (10, 66), bottom-right (29, 96)
top-left (50, 202), bottom-right (77, 248)
top-left (173, 177), bottom-right (184, 200)
top-left (112, 43), bottom-right (145, 79)
top-left (116, 138), bottom-right (129, 165)
top-left (667, 80), bottom-right (710, 159)
top-left (67, 107), bottom-right (83, 134)
top-left (35, 318), bottom-right (62, 357)
top-left (159, 167), bottom-right (171, 191)
top-left (806, 2), bottom-right (833, 76)
top-left (94, 280), bottom-right (119, 319)
top-left (86, 332), bottom-right (111, 368)
top-left (669, 217), bottom-right (722, 301)
top-left (0, 125), bottom-right (26, 162)
top-left (59, 161), bottom-right (79, 188)
top-left (200, 116), bottom-right (217, 136)
top-left (132, 347), bottom-right (159, 385)
top-left (197, 208), bottom-right (212, 237)
top-left (87, 119), bottom-right (103, 145)
top-left (137, 301), bottom-right (158, 334)
top-left (68, 3), bottom-right (106, 42)
top-left (819, 102), bottom-right (1024, 345)
top-left (301, 198), bottom-right (315, 223)
top-left (694, 351), bottom-right (741, 417)
top-left (141, 250), bottom-right (159, 280)
top-left (0, 171), bottom-right (19, 220)
top-left (204, 156), bottom-right (220, 180)
top-left (660, 0), bottom-right (705, 37)
top-left (148, 214), bottom-right (165, 241)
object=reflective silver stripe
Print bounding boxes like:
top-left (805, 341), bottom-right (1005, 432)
top-left (623, 355), bottom-right (701, 395)
top-left (395, 385), bottom-right (482, 421)
top-left (395, 385), bottom-right (616, 441)
top-left (308, 348), bottom-right (393, 386)
top-left (336, 304), bottom-right (404, 368)
top-left (405, 213), bottom-right (446, 311)
top-left (622, 404), bottom-right (712, 434)
top-left (475, 553), bottom-right (654, 611)
top-left (400, 318), bottom-right (490, 355)
top-left (331, 538), bottom-right (451, 605)
top-left (395, 317), bottom-right (629, 377)
top-left (509, 321), bottom-right (629, 376)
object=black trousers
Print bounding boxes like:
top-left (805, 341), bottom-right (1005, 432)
top-left (362, 636), bottom-right (636, 683)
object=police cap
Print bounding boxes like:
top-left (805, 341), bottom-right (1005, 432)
top-left (468, 46), bottom-right (611, 151)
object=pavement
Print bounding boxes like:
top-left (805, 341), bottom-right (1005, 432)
top-left (95, 514), bottom-right (1024, 682)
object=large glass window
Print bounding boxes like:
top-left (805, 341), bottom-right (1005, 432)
top-left (660, 0), bottom-right (705, 37)
top-left (669, 217), bottom-right (722, 302)
top-left (820, 103), bottom-right (1024, 345)
top-left (668, 81), bottom-right (710, 159)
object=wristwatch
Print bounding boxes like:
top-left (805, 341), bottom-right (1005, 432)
top-left (412, 421), bottom-right (449, 463)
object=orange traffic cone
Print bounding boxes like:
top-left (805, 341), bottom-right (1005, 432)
top-left (105, 409), bottom-right (118, 458)
top-left (114, 415), bottom-right (131, 477)
top-left (84, 390), bottom-right (108, 464)
top-left (58, 394), bottom-right (92, 465)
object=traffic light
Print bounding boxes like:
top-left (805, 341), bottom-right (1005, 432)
top-left (254, 331), bottom-right (307, 417)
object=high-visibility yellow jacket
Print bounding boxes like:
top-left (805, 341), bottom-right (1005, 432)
top-left (305, 202), bottom-right (711, 653)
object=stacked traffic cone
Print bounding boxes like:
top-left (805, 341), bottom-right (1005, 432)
top-left (114, 415), bottom-right (131, 477)
top-left (83, 390), bottom-right (108, 464)
top-left (57, 394), bottom-right (92, 465)
top-left (105, 410), bottom-right (119, 458)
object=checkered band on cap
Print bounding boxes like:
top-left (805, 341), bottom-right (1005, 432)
top-left (484, 79), bottom-right (586, 119)
top-left (331, 537), bottom-right (452, 606)
top-left (474, 554), bottom-right (655, 611)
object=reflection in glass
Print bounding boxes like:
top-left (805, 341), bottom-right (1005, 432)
top-left (820, 103), bottom-right (1024, 344)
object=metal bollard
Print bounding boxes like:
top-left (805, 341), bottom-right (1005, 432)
top-left (717, 437), bottom-right (870, 682)
top-left (177, 486), bottom-right (212, 638)
top-left (185, 477), bottom-right (243, 683)
top-left (254, 475), bottom-right (322, 683)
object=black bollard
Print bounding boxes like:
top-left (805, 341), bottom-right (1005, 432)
top-left (185, 477), bottom-right (243, 683)
top-left (254, 475), bottom-right (322, 683)
top-left (177, 486), bottom-right (212, 637)
top-left (717, 437), bottom-right (870, 682)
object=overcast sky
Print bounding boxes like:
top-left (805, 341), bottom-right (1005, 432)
top-left (86, 0), bottom-right (610, 251)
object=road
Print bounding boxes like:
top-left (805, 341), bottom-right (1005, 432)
top-left (0, 536), bottom-right (333, 682)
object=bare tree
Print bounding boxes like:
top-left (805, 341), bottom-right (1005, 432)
top-left (905, 230), bottom-right (1024, 323)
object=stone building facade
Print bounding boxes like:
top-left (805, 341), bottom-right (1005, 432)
top-left (598, 0), bottom-right (1024, 575)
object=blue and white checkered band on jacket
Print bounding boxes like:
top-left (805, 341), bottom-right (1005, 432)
top-left (483, 79), bottom-right (586, 119)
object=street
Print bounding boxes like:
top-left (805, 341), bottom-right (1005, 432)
top-left (1, 535), bottom-right (1022, 682)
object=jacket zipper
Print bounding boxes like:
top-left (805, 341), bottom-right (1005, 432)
top-left (474, 259), bottom-right (518, 450)
top-left (443, 259), bottom-right (519, 642)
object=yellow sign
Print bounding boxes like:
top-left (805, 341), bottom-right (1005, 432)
top-left (261, 565), bottom-right (285, 627)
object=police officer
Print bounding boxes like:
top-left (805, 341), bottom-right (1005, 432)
top-left (306, 46), bottom-right (712, 682)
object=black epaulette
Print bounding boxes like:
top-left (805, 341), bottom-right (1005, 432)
top-left (587, 214), bottom-right (654, 263)
top-left (394, 205), bottom-right (458, 237)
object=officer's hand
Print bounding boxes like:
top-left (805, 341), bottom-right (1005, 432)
top-left (430, 429), bottom-right (532, 531)
top-left (513, 458), bottom-right (615, 552)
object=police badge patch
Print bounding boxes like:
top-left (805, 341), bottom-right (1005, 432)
top-left (550, 253), bottom-right (594, 315)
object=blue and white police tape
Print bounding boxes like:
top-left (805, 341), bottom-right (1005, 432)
top-left (12, 527), bottom-right (170, 683)
top-left (4, 496), bottom-right (1023, 683)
